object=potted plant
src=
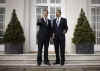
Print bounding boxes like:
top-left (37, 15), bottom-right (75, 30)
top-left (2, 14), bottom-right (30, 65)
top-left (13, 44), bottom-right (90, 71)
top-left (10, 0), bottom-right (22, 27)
top-left (4, 9), bottom-right (25, 54)
top-left (72, 8), bottom-right (96, 54)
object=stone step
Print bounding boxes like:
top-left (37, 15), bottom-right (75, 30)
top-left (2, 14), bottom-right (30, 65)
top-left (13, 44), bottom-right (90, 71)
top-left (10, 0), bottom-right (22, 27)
top-left (1, 64), bottom-right (100, 71)
top-left (0, 54), bottom-right (35, 60)
top-left (0, 54), bottom-right (100, 65)
top-left (1, 63), bottom-right (100, 66)
top-left (1, 54), bottom-right (100, 60)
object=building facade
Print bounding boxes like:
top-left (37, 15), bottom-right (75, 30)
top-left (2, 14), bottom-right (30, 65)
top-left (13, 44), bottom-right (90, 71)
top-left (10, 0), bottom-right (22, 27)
top-left (0, 0), bottom-right (100, 54)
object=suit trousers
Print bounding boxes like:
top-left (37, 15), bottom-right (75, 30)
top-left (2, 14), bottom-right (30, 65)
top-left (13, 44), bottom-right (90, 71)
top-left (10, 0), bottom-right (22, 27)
top-left (37, 39), bottom-right (49, 64)
top-left (54, 35), bottom-right (65, 64)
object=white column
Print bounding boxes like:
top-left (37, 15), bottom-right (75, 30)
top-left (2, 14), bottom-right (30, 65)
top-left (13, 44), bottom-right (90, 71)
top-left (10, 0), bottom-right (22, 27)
top-left (23, 0), bottom-right (32, 53)
top-left (30, 0), bottom-right (38, 52)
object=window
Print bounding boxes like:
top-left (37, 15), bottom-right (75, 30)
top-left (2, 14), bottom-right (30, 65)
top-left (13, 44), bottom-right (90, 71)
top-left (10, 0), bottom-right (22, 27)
top-left (91, 0), bottom-right (100, 4)
top-left (50, 0), bottom-right (55, 3)
top-left (0, 8), bottom-right (5, 37)
top-left (0, 0), bottom-right (6, 3)
top-left (36, 0), bottom-right (47, 4)
top-left (50, 0), bottom-right (60, 4)
top-left (0, 0), bottom-right (6, 38)
top-left (36, 6), bottom-right (48, 19)
top-left (56, 0), bottom-right (60, 3)
top-left (91, 0), bottom-right (100, 44)
top-left (35, 0), bottom-right (61, 20)
top-left (50, 7), bottom-right (55, 19)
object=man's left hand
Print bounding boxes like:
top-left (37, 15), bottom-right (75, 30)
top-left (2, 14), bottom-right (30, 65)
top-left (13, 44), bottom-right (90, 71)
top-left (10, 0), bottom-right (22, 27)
top-left (63, 30), bottom-right (66, 34)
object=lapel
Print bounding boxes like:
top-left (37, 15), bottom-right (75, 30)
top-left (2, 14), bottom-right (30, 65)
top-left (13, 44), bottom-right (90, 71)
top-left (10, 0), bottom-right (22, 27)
top-left (55, 17), bottom-right (62, 27)
top-left (59, 17), bottom-right (62, 26)
top-left (55, 18), bottom-right (57, 27)
top-left (42, 18), bottom-right (48, 26)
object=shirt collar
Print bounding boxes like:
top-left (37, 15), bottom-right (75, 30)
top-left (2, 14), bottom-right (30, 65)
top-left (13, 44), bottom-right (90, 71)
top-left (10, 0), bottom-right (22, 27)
top-left (43, 17), bottom-right (48, 19)
top-left (57, 17), bottom-right (61, 21)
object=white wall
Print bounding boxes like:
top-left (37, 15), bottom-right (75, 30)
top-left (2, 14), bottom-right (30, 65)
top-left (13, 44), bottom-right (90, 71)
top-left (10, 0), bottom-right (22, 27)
top-left (6, 0), bottom-right (24, 27)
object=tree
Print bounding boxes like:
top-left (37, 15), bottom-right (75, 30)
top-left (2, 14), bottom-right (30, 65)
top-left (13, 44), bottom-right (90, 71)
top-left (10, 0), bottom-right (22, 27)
top-left (4, 9), bottom-right (25, 44)
top-left (72, 8), bottom-right (95, 45)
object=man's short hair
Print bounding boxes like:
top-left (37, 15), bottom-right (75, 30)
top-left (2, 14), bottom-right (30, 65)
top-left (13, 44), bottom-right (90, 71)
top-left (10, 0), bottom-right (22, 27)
top-left (56, 9), bottom-right (61, 14)
top-left (43, 8), bottom-right (48, 13)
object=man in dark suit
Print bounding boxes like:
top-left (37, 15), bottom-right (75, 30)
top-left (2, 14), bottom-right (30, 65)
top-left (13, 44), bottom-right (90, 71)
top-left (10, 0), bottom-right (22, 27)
top-left (52, 9), bottom-right (68, 65)
top-left (37, 9), bottom-right (51, 66)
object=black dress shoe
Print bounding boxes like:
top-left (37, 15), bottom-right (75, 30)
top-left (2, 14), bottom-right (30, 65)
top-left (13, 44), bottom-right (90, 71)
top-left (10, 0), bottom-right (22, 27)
top-left (60, 63), bottom-right (64, 66)
top-left (37, 63), bottom-right (41, 66)
top-left (44, 62), bottom-right (51, 65)
top-left (53, 62), bottom-right (60, 65)
top-left (37, 62), bottom-right (41, 66)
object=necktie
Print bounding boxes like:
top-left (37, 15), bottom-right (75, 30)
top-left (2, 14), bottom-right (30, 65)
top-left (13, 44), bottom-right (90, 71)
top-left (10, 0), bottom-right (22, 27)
top-left (45, 18), bottom-right (48, 24)
top-left (56, 18), bottom-right (59, 27)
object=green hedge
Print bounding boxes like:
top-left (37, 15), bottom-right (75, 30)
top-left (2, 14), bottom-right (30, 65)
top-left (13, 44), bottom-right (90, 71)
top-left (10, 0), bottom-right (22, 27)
top-left (72, 8), bottom-right (96, 45)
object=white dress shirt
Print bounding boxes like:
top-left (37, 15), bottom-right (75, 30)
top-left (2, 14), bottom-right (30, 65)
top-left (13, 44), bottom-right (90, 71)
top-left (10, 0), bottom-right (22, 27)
top-left (56, 17), bottom-right (61, 27)
top-left (44, 17), bottom-right (48, 25)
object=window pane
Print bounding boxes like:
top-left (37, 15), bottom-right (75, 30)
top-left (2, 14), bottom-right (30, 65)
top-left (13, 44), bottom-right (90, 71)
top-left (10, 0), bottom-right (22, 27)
top-left (36, 7), bottom-right (41, 14)
top-left (0, 31), bottom-right (3, 37)
top-left (0, 0), bottom-right (6, 3)
top-left (97, 38), bottom-right (100, 44)
top-left (0, 23), bottom-right (3, 35)
top-left (50, 7), bottom-right (55, 14)
top-left (0, 8), bottom-right (5, 37)
top-left (92, 0), bottom-right (100, 4)
top-left (36, 15), bottom-right (41, 19)
top-left (36, 0), bottom-right (47, 3)
top-left (0, 8), bottom-right (5, 14)
top-left (91, 8), bottom-right (95, 16)
top-left (42, 0), bottom-right (47, 3)
top-left (56, 0), bottom-right (61, 3)
top-left (50, 0), bottom-right (55, 3)
top-left (97, 16), bottom-right (100, 22)
top-left (91, 16), bottom-right (96, 23)
top-left (93, 24), bottom-right (96, 31)
top-left (36, 6), bottom-right (48, 19)
top-left (0, 15), bottom-right (4, 22)
top-left (0, 23), bottom-right (3, 28)
top-left (97, 31), bottom-right (100, 37)
top-left (97, 8), bottom-right (100, 15)
top-left (50, 15), bottom-right (55, 19)
top-left (96, 23), bottom-right (100, 30)
top-left (36, 0), bottom-right (41, 3)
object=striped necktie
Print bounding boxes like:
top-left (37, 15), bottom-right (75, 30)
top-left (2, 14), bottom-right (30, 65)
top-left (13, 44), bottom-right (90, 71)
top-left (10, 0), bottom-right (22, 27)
top-left (56, 18), bottom-right (59, 27)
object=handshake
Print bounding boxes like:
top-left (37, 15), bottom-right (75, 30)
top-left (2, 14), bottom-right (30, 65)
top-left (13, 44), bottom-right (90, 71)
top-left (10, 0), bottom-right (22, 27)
top-left (49, 33), bottom-right (55, 44)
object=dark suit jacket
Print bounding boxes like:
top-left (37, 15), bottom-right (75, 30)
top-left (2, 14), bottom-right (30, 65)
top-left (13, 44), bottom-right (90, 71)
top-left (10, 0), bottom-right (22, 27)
top-left (37, 18), bottom-right (52, 41)
top-left (53, 17), bottom-right (68, 39)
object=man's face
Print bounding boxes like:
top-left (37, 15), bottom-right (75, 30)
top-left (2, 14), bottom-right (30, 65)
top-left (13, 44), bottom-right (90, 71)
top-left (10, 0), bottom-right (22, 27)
top-left (43, 11), bottom-right (48, 18)
top-left (56, 11), bottom-right (61, 17)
